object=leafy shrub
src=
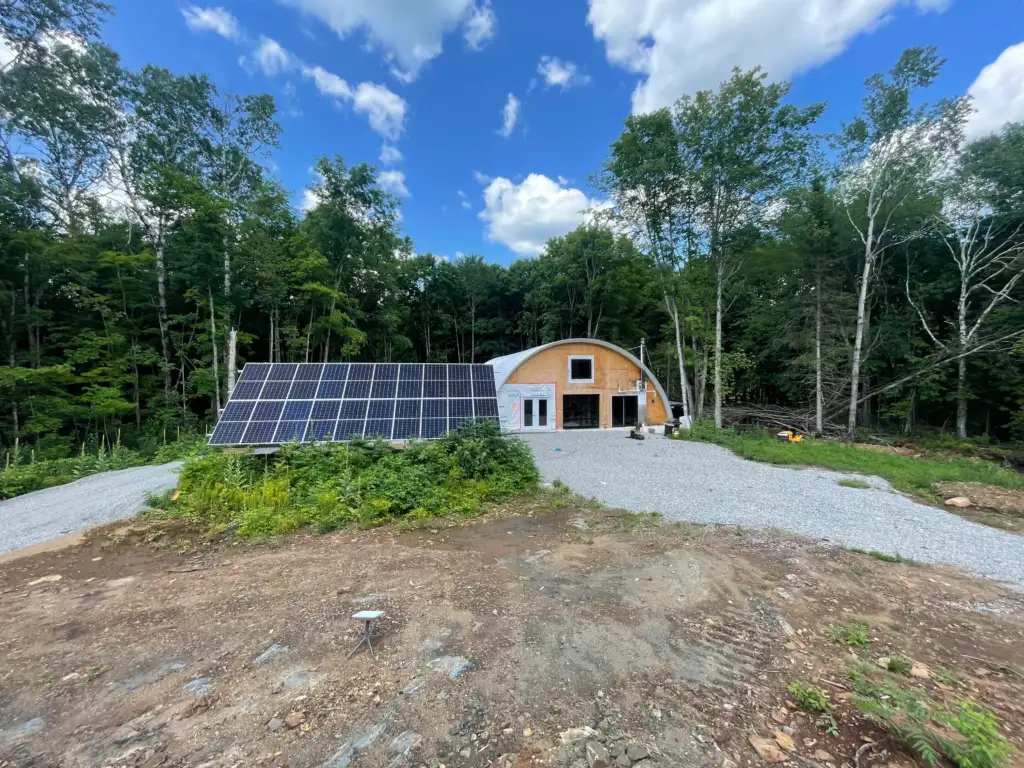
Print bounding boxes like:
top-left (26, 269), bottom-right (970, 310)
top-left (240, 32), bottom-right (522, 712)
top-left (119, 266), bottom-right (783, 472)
top-left (828, 619), bottom-right (871, 647)
top-left (851, 674), bottom-right (1013, 768)
top-left (163, 421), bottom-right (539, 537)
top-left (789, 680), bottom-right (838, 735)
top-left (887, 655), bottom-right (913, 676)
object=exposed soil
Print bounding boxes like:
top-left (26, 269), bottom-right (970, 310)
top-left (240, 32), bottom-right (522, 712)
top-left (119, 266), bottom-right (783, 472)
top-left (1, 500), bottom-right (1023, 768)
top-left (936, 482), bottom-right (1024, 534)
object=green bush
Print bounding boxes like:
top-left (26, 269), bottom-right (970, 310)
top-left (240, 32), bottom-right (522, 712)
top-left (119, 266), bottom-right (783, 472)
top-left (851, 675), bottom-right (1014, 768)
top-left (789, 680), bottom-right (839, 735)
top-left (164, 420), bottom-right (540, 537)
top-left (828, 619), bottom-right (871, 647)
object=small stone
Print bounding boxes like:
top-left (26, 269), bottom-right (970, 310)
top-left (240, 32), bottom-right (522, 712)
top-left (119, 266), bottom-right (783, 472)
top-left (284, 711), bottom-right (305, 729)
top-left (28, 574), bottom-right (62, 586)
top-left (945, 497), bottom-right (972, 508)
top-left (254, 644), bottom-right (287, 666)
top-left (610, 743), bottom-right (625, 759)
top-left (111, 726), bottom-right (139, 745)
top-left (626, 743), bottom-right (650, 761)
top-left (390, 731), bottom-right (421, 754)
top-left (650, 708), bottom-right (662, 720)
top-left (561, 726), bottom-right (599, 745)
top-left (910, 662), bottom-right (931, 679)
top-left (267, 718), bottom-right (285, 732)
top-left (772, 731), bottom-right (795, 752)
top-left (815, 750), bottom-right (835, 762)
top-left (586, 741), bottom-right (611, 768)
top-left (770, 708), bottom-right (788, 724)
top-left (782, 726), bottom-right (795, 736)
top-left (749, 736), bottom-right (786, 763)
top-left (427, 656), bottom-right (473, 681)
top-left (523, 728), bottom-right (533, 738)
top-left (182, 677), bottom-right (214, 696)
top-left (460, 747), bottom-right (472, 758)
top-left (616, 755), bottom-right (631, 767)
top-left (875, 657), bottom-right (890, 669)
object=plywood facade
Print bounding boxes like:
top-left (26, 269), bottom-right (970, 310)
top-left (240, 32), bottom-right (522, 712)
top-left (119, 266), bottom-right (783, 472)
top-left (503, 341), bottom-right (668, 429)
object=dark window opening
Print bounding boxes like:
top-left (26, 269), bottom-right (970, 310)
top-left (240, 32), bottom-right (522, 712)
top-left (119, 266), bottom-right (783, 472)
top-left (569, 358), bottom-right (593, 381)
top-left (612, 395), bottom-right (639, 428)
top-left (524, 398), bottom-right (534, 427)
top-left (563, 394), bottom-right (600, 429)
top-left (539, 399), bottom-right (548, 427)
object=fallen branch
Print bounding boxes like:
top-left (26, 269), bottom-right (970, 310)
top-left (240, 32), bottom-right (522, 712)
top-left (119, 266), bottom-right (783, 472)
top-left (855, 741), bottom-right (877, 768)
top-left (167, 566), bottom-right (212, 574)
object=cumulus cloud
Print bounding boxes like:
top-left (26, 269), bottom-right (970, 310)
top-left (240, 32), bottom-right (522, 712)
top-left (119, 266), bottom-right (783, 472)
top-left (182, 6), bottom-right (241, 40)
top-left (587, 0), bottom-right (951, 113)
top-left (380, 144), bottom-right (403, 165)
top-left (537, 56), bottom-right (591, 90)
top-left (499, 93), bottom-right (520, 138)
top-left (275, 0), bottom-right (496, 82)
top-left (294, 64), bottom-right (406, 140)
top-left (966, 42), bottom-right (1024, 140)
top-left (242, 36), bottom-right (296, 76)
top-left (479, 174), bottom-right (605, 255)
top-left (464, 1), bottom-right (496, 50)
top-left (379, 170), bottom-right (410, 196)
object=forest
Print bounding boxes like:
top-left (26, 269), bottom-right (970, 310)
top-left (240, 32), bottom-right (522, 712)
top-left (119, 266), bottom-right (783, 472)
top-left (1, 0), bottom-right (1023, 461)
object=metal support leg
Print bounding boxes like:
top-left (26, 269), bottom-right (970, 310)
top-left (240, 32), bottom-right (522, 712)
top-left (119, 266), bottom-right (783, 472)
top-left (347, 619), bottom-right (377, 659)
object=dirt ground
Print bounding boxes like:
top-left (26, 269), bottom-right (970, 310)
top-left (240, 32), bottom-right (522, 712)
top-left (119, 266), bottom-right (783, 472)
top-left (1, 497), bottom-right (1023, 768)
top-left (936, 482), bottom-right (1024, 534)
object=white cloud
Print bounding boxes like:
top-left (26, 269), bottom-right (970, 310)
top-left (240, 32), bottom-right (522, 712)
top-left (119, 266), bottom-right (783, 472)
top-left (379, 170), bottom-right (410, 196)
top-left (352, 82), bottom-right (407, 141)
top-left (537, 56), bottom-right (591, 90)
top-left (457, 189), bottom-right (471, 209)
top-left (182, 6), bottom-right (242, 40)
top-left (464, 1), bottom-right (496, 50)
top-left (479, 174), bottom-right (605, 255)
top-left (499, 93), bottom-right (520, 138)
top-left (380, 144), bottom-right (403, 165)
top-left (588, 0), bottom-right (951, 113)
top-left (966, 42), bottom-right (1024, 140)
top-left (472, 170), bottom-right (491, 185)
top-left (276, 0), bottom-right (496, 82)
top-left (243, 36), bottom-right (296, 76)
top-left (301, 188), bottom-right (320, 212)
top-left (300, 65), bottom-right (407, 140)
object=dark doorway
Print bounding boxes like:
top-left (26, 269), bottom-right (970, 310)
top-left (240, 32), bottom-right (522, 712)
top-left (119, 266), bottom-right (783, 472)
top-left (563, 394), bottom-right (600, 429)
top-left (612, 395), bottom-right (639, 427)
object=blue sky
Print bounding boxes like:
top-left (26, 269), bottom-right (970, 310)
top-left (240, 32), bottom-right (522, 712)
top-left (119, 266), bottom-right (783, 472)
top-left (104, 1), bottom-right (1024, 265)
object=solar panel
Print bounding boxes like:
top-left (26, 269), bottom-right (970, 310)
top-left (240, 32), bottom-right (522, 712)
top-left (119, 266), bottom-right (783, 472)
top-left (211, 362), bottom-right (500, 446)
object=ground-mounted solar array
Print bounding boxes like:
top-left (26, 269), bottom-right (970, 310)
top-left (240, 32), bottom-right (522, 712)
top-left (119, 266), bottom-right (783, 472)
top-left (208, 363), bottom-right (500, 446)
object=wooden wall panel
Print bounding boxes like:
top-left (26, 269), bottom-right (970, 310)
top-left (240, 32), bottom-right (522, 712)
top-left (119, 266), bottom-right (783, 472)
top-left (504, 342), bottom-right (668, 428)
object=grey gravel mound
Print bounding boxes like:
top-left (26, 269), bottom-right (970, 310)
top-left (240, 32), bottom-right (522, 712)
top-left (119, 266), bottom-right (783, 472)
top-left (523, 431), bottom-right (1024, 587)
top-left (0, 462), bottom-right (182, 556)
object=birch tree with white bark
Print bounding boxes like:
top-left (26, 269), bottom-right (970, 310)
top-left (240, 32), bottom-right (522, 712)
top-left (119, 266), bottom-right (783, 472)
top-left (834, 46), bottom-right (969, 441)
top-left (907, 153), bottom-right (1024, 438)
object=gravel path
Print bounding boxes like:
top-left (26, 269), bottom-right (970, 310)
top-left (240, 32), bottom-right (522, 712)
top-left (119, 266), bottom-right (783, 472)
top-left (524, 431), bottom-right (1024, 587)
top-left (0, 462), bottom-right (182, 556)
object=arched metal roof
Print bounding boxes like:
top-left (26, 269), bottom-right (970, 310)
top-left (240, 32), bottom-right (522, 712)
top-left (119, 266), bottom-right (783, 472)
top-left (487, 339), bottom-right (671, 411)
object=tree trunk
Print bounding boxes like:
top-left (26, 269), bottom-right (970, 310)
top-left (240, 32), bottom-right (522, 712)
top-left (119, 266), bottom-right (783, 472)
top-left (269, 310), bottom-right (275, 362)
top-left (847, 234), bottom-right (875, 442)
top-left (155, 243), bottom-right (172, 394)
top-left (208, 287), bottom-right (222, 416)
top-left (956, 354), bottom-right (968, 439)
top-left (665, 293), bottom-right (691, 422)
top-left (226, 328), bottom-right (237, 401)
top-left (714, 258), bottom-right (724, 429)
top-left (815, 270), bottom-right (823, 435)
top-left (6, 307), bottom-right (17, 440)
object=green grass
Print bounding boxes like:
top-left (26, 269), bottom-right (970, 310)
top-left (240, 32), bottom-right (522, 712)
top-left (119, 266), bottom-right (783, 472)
top-left (846, 547), bottom-right (913, 564)
top-left (788, 680), bottom-right (838, 735)
top-left (828, 619), bottom-right (871, 647)
top-left (672, 423), bottom-right (1024, 496)
top-left (887, 655), bottom-right (913, 676)
top-left (156, 421), bottom-right (539, 537)
top-left (838, 477), bottom-right (871, 489)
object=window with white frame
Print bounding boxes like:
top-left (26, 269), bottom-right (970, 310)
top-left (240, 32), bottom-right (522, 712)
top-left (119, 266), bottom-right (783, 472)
top-left (568, 355), bottom-right (594, 383)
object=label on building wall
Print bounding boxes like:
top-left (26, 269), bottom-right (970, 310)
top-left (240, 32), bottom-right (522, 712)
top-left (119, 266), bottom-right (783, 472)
top-left (499, 383), bottom-right (556, 432)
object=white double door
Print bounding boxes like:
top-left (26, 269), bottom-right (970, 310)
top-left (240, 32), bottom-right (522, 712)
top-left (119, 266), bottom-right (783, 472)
top-left (521, 396), bottom-right (553, 431)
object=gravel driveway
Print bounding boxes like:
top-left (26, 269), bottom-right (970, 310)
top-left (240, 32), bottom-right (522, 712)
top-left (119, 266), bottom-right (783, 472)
top-left (523, 431), bottom-right (1024, 587)
top-left (0, 462), bottom-right (182, 556)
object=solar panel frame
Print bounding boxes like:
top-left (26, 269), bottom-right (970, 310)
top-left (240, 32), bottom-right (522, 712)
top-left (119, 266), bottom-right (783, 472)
top-left (213, 362), bottom-right (498, 446)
